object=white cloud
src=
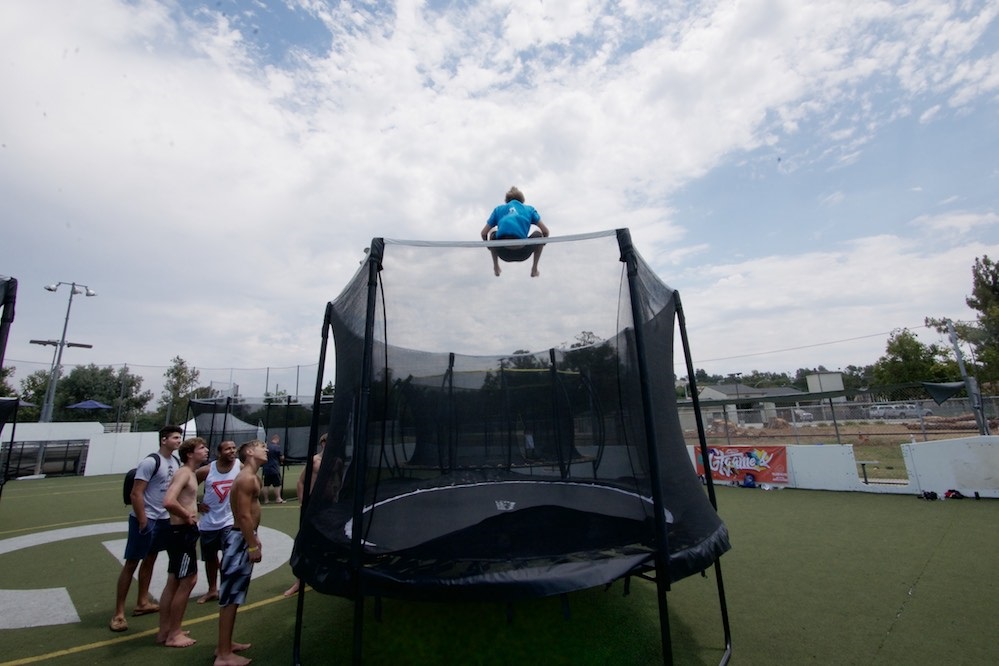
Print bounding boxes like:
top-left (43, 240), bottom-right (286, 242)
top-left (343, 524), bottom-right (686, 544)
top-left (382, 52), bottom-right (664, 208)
top-left (911, 210), bottom-right (999, 235)
top-left (1, 0), bottom-right (997, 397)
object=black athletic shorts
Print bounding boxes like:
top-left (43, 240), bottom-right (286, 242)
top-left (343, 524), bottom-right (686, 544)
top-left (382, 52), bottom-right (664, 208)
top-left (496, 245), bottom-right (534, 262)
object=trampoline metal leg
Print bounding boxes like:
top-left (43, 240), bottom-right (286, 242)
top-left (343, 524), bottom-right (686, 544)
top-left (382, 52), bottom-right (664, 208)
top-left (655, 566), bottom-right (674, 666)
top-left (352, 595), bottom-right (364, 665)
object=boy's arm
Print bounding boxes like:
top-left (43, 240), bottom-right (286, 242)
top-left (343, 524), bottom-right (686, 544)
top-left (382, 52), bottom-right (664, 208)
top-left (195, 465), bottom-right (210, 512)
top-left (536, 219), bottom-right (550, 237)
top-left (296, 467), bottom-right (306, 503)
top-left (131, 479), bottom-right (149, 530)
top-left (232, 473), bottom-right (262, 561)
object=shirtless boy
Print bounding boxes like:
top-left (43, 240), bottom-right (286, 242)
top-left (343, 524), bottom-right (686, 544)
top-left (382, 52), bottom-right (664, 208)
top-left (215, 439), bottom-right (268, 666)
top-left (197, 440), bottom-right (241, 604)
top-left (158, 436), bottom-right (209, 647)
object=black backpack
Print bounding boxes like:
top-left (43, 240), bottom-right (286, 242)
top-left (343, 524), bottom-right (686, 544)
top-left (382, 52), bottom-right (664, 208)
top-left (123, 453), bottom-right (177, 505)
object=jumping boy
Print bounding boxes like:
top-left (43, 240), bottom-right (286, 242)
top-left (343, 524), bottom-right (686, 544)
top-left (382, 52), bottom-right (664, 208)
top-left (481, 186), bottom-right (550, 277)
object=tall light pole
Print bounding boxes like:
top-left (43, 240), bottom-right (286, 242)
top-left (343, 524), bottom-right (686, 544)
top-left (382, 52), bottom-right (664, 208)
top-left (729, 372), bottom-right (742, 425)
top-left (38, 282), bottom-right (96, 422)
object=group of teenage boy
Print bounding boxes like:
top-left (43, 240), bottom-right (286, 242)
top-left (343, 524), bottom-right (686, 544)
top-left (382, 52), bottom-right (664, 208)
top-left (109, 425), bottom-right (269, 666)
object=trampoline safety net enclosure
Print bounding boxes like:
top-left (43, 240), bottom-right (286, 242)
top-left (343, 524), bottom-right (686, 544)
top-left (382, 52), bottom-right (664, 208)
top-left (293, 229), bottom-right (730, 604)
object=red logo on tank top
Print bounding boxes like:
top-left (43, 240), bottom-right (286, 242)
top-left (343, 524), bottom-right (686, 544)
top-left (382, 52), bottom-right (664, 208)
top-left (211, 479), bottom-right (234, 502)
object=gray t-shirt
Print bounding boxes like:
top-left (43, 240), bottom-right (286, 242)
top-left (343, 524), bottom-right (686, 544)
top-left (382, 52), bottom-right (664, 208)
top-left (131, 452), bottom-right (178, 521)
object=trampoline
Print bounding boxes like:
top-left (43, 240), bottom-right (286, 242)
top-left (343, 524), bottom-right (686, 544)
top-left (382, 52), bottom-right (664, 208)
top-left (291, 229), bottom-right (732, 664)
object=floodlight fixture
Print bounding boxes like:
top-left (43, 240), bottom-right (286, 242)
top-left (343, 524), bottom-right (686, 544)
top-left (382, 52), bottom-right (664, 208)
top-left (38, 281), bottom-right (97, 422)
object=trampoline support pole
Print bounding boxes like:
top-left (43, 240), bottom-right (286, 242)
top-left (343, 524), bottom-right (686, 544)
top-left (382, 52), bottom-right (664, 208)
top-left (349, 238), bottom-right (385, 664)
top-left (618, 228), bottom-right (673, 665)
top-left (293, 301), bottom-right (334, 665)
top-left (677, 293), bottom-right (733, 664)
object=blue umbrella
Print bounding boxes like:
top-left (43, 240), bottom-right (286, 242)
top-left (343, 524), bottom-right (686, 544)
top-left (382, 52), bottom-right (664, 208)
top-left (67, 399), bottom-right (113, 410)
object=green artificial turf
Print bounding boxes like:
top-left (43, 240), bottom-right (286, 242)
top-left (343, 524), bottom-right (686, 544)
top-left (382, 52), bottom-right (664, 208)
top-left (0, 476), bottom-right (996, 665)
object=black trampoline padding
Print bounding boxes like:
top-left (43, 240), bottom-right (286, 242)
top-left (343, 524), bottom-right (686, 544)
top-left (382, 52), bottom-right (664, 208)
top-left (348, 480), bottom-right (659, 553)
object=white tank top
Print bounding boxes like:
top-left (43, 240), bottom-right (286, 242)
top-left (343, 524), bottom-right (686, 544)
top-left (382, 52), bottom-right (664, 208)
top-left (199, 459), bottom-right (241, 531)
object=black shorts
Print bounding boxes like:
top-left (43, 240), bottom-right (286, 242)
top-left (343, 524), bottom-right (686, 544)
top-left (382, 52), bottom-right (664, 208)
top-left (200, 526), bottom-right (231, 561)
top-left (167, 524), bottom-right (200, 579)
top-left (263, 470), bottom-right (282, 487)
top-left (496, 245), bottom-right (534, 262)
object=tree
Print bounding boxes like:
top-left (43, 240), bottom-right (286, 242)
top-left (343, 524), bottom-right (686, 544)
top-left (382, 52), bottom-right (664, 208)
top-left (0, 365), bottom-right (14, 397)
top-left (158, 356), bottom-right (201, 425)
top-left (693, 369), bottom-right (724, 385)
top-left (840, 364), bottom-right (875, 391)
top-left (926, 254), bottom-right (999, 385)
top-left (17, 370), bottom-right (50, 421)
top-left (52, 364), bottom-right (152, 422)
top-left (263, 388), bottom-right (290, 405)
top-left (740, 370), bottom-right (796, 389)
top-left (960, 254), bottom-right (999, 382)
top-left (870, 329), bottom-right (953, 386)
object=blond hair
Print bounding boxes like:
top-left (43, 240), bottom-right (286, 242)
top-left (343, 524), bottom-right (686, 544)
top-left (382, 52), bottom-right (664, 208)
top-left (505, 186), bottom-right (525, 203)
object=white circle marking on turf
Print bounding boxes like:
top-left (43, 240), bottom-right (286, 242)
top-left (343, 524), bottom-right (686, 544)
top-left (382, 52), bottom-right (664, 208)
top-left (0, 522), bottom-right (294, 629)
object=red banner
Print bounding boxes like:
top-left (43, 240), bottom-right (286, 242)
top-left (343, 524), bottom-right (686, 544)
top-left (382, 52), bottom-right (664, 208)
top-left (695, 445), bottom-right (788, 485)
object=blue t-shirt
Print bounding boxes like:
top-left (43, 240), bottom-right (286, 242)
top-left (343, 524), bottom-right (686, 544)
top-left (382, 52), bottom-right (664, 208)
top-left (486, 201), bottom-right (541, 239)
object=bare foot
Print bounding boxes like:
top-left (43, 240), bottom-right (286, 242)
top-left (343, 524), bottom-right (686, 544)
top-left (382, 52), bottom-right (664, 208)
top-left (283, 581), bottom-right (300, 597)
top-left (215, 642), bottom-right (251, 655)
top-left (214, 653), bottom-right (252, 665)
top-left (132, 602), bottom-right (160, 616)
top-left (197, 590), bottom-right (219, 604)
top-left (164, 632), bottom-right (197, 648)
top-left (156, 630), bottom-right (191, 644)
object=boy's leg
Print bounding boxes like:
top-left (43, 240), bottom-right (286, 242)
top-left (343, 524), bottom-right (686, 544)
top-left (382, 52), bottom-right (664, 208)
top-left (199, 552), bottom-right (220, 603)
top-left (199, 529), bottom-right (223, 603)
top-left (214, 604), bottom-right (251, 666)
top-left (135, 553), bottom-right (159, 611)
top-left (490, 248), bottom-right (502, 276)
top-left (156, 575), bottom-right (179, 643)
top-left (529, 231), bottom-right (544, 277)
top-left (163, 575), bottom-right (198, 647)
top-left (158, 525), bottom-right (196, 647)
top-left (111, 559), bottom-right (140, 629)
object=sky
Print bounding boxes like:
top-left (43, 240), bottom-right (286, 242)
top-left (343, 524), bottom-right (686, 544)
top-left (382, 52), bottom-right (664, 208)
top-left (2, 0), bottom-right (998, 401)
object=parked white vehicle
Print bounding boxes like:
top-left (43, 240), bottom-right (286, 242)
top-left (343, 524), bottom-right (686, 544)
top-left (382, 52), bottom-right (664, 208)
top-left (867, 403), bottom-right (933, 419)
top-left (792, 409), bottom-right (814, 422)
top-left (893, 403), bottom-right (933, 418)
